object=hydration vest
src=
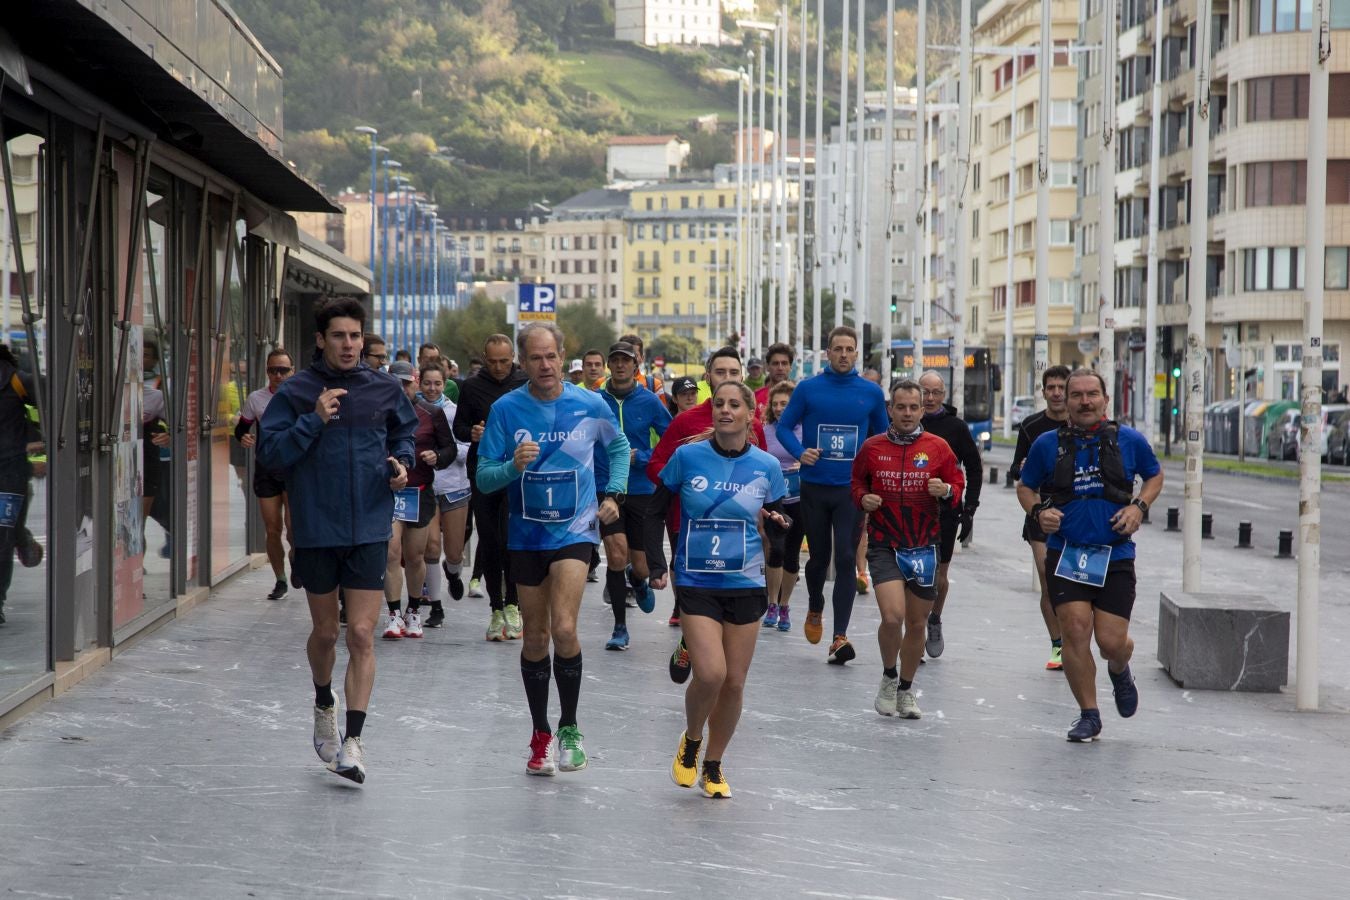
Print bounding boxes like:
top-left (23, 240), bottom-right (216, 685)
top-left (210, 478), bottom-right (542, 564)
top-left (1048, 422), bottom-right (1135, 507)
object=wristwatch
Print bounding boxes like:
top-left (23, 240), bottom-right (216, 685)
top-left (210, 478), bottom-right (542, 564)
top-left (1130, 498), bottom-right (1149, 514)
top-left (604, 491), bottom-right (626, 507)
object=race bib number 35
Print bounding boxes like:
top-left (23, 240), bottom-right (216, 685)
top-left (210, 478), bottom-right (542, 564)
top-left (522, 470), bottom-right (578, 522)
top-left (1054, 542), bottom-right (1113, 587)
top-left (685, 519), bottom-right (747, 573)
top-left (818, 424), bottom-right (859, 461)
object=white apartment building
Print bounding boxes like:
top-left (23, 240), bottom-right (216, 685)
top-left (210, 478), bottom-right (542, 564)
top-left (614, 0), bottom-right (722, 47)
top-left (606, 135), bottom-right (692, 181)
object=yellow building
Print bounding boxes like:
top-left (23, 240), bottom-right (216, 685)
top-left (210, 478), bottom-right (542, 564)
top-left (623, 182), bottom-right (738, 348)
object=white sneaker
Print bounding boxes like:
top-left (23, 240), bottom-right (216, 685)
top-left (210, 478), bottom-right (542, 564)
top-left (382, 613), bottom-right (406, 640)
top-left (329, 735), bottom-right (366, 784)
top-left (468, 578), bottom-right (484, 598)
top-left (313, 705), bottom-right (340, 763)
top-left (897, 689), bottom-right (922, 719)
top-left (874, 674), bottom-right (899, 717)
top-left (404, 610), bottom-right (424, 638)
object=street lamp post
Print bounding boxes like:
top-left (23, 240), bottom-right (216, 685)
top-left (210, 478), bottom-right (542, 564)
top-left (381, 159), bottom-right (402, 339)
top-left (353, 125), bottom-right (379, 295)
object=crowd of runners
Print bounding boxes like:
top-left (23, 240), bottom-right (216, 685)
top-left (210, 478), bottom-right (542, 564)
top-left (241, 297), bottom-right (1162, 791)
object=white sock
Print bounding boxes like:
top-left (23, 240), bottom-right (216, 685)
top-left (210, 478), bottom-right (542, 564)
top-left (424, 564), bottom-right (442, 601)
top-left (447, 561), bottom-right (462, 575)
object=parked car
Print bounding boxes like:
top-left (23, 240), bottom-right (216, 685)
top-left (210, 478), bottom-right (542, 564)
top-left (1010, 395), bottom-right (1036, 427)
top-left (1327, 410), bottom-right (1350, 465)
top-left (1268, 409), bottom-right (1301, 460)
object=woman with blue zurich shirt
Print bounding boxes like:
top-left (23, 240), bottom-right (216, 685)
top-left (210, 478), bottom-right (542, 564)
top-left (774, 325), bottom-right (889, 664)
top-left (645, 381), bottom-right (790, 799)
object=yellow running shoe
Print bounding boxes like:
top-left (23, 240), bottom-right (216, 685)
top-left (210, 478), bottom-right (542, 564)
top-left (700, 760), bottom-right (731, 799)
top-left (1046, 644), bottom-right (1064, 670)
top-left (855, 571), bottom-right (870, 594)
top-left (671, 731), bottom-right (700, 788)
top-left (804, 611), bottom-right (824, 645)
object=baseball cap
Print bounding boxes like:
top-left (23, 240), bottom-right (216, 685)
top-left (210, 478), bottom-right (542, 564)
top-left (671, 375), bottom-right (699, 395)
top-left (747, 357), bottom-right (764, 369)
top-left (569, 358), bottom-right (583, 373)
top-left (608, 341), bottom-right (639, 360)
top-left (389, 360), bottom-right (416, 382)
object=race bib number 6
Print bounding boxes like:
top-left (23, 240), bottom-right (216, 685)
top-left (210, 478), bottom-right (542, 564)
top-left (522, 470), bottom-right (578, 522)
top-left (685, 519), bottom-right (747, 573)
top-left (818, 424), bottom-right (859, 461)
top-left (1054, 541), bottom-right (1113, 587)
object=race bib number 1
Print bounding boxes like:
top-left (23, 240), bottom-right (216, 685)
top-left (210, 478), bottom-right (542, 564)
top-left (685, 519), bottom-right (747, 573)
top-left (393, 487), bottom-right (420, 523)
top-left (818, 424), bottom-right (859, 461)
top-left (1054, 542), bottom-right (1113, 587)
top-left (894, 545), bottom-right (938, 588)
top-left (522, 470), bottom-right (578, 522)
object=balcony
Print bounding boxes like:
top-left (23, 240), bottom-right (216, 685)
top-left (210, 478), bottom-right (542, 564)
top-left (634, 287), bottom-right (662, 299)
top-left (634, 261), bottom-right (662, 273)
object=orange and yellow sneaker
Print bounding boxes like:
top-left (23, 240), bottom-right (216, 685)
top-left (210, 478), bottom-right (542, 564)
top-left (804, 611), bottom-right (824, 645)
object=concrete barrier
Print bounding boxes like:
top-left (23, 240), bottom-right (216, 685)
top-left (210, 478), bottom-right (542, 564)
top-left (1157, 590), bottom-right (1289, 692)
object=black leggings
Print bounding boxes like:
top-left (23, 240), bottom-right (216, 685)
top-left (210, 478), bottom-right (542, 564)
top-left (765, 503), bottom-right (805, 574)
top-left (470, 487), bottom-right (516, 610)
top-left (0, 460), bottom-right (32, 605)
top-left (800, 482), bottom-right (863, 636)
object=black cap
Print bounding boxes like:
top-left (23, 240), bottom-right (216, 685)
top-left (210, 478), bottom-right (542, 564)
top-left (671, 375), bottom-right (698, 395)
top-left (608, 341), bottom-right (639, 360)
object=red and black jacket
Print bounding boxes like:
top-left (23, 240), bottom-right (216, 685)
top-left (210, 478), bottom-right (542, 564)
top-left (850, 431), bottom-right (965, 550)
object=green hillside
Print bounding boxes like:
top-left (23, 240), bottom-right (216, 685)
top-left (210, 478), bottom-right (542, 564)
top-left (557, 44), bottom-right (738, 132)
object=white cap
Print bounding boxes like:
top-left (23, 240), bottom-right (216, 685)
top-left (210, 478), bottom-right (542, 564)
top-left (569, 358), bottom-right (584, 373)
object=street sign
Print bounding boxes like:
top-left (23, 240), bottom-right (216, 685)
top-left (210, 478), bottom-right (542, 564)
top-left (518, 283), bottom-right (557, 322)
top-left (653, 356), bottom-right (666, 367)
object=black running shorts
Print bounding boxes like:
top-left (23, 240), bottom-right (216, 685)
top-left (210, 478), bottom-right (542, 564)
top-left (253, 468), bottom-right (286, 499)
top-left (1045, 548), bottom-right (1136, 620)
top-left (294, 542), bottom-right (388, 594)
top-left (508, 541), bottom-right (594, 587)
top-left (678, 586), bottom-right (768, 626)
top-left (865, 544), bottom-right (939, 601)
top-left (595, 492), bottom-right (651, 542)
top-left (938, 514), bottom-right (959, 564)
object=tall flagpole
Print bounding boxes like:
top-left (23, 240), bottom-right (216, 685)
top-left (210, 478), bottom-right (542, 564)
top-left (757, 41), bottom-right (768, 356)
top-left (797, 0), bottom-right (809, 367)
top-left (882, 0), bottom-right (896, 391)
top-left (770, 10), bottom-right (783, 347)
top-left (736, 66), bottom-right (747, 355)
top-left (1098, 0), bottom-right (1118, 411)
top-left (836, 0), bottom-right (850, 328)
top-left (852, 0), bottom-right (868, 342)
top-left (911, 0), bottom-right (927, 379)
top-left (1033, 0), bottom-right (1051, 408)
top-left (1144, 0), bottom-right (1164, 436)
top-left (812, 0), bottom-right (826, 369)
top-left (778, 6), bottom-right (791, 347)
top-left (952, 0), bottom-right (971, 414)
top-left (1003, 59), bottom-right (1019, 435)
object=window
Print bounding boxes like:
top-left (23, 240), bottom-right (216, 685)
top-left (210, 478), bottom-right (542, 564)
top-left (681, 196), bottom-right (689, 209)
top-left (674, 250), bottom-right (681, 264)
top-left (690, 276), bottom-right (697, 291)
top-left (1051, 100), bottom-right (1077, 127)
top-left (1017, 163), bottom-right (1034, 194)
top-left (973, 162), bottom-right (981, 191)
top-left (1017, 103), bottom-right (1036, 135)
top-left (1051, 161), bottom-right (1078, 188)
top-left (673, 224), bottom-right (681, 239)
top-left (1243, 246), bottom-right (1316, 291)
top-left (1050, 279), bottom-right (1072, 305)
top-left (646, 198), bottom-right (653, 210)
top-left (1245, 161), bottom-right (1308, 206)
top-left (637, 224), bottom-right (646, 239)
top-left (674, 277), bottom-right (681, 290)
top-left (1051, 220), bottom-right (1074, 246)
top-left (993, 174), bottom-right (1010, 202)
top-left (993, 229), bottom-right (1009, 257)
top-left (993, 116), bottom-right (1012, 145)
top-left (972, 208), bottom-right (980, 239)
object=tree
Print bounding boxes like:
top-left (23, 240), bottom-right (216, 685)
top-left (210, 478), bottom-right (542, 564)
top-left (556, 300), bottom-right (617, 360)
top-left (431, 290), bottom-right (510, 365)
top-left (646, 333), bottom-right (704, 369)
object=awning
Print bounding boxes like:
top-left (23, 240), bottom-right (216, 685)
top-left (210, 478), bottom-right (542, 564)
top-left (3, 1), bottom-right (338, 214)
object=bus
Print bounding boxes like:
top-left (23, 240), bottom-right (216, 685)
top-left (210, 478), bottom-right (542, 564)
top-left (884, 340), bottom-right (1001, 447)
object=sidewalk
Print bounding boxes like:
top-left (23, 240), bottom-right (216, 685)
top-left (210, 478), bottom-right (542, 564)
top-left (2, 481), bottom-right (1349, 898)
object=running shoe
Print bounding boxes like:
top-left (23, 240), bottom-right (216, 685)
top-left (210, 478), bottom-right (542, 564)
top-left (313, 705), bottom-right (340, 763)
top-left (668, 611), bottom-right (681, 627)
top-left (382, 613), bottom-right (406, 640)
top-left (267, 580), bottom-right (288, 601)
top-left (762, 603), bottom-right (779, 628)
top-left (897, 689), bottom-right (922, 719)
top-left (447, 567), bottom-right (464, 601)
top-left (776, 607), bottom-right (791, 632)
top-left (526, 730), bottom-right (556, 775)
top-left (425, 605), bottom-right (445, 629)
top-left (803, 610), bottom-right (824, 645)
top-left (669, 637), bottom-right (692, 684)
top-left (827, 634), bottom-right (856, 665)
top-left (1045, 645), bottom-right (1064, 671)
top-left (856, 571), bottom-right (870, 594)
top-left (468, 578), bottom-right (484, 598)
top-left (404, 610), bottom-right (424, 638)
top-left (874, 674), bottom-right (899, 717)
top-left (1067, 713), bottom-right (1103, 742)
top-left (329, 736), bottom-right (366, 784)
top-left (486, 609), bottom-right (507, 642)
top-left (925, 615), bottom-right (945, 658)
top-left (605, 624), bottom-right (630, 650)
top-left (503, 604), bottom-right (523, 640)
top-left (586, 569), bottom-right (600, 584)
top-left (629, 567), bottom-right (655, 614)
top-left (671, 731), bottom-right (700, 788)
top-left (624, 588), bottom-right (637, 609)
top-left (556, 725), bottom-right (588, 772)
top-left (700, 760), bottom-right (731, 799)
top-left (16, 537), bottom-right (43, 568)
top-left (1110, 664), bottom-right (1139, 718)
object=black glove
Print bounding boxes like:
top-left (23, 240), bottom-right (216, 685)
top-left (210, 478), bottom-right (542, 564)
top-left (958, 505), bottom-right (976, 544)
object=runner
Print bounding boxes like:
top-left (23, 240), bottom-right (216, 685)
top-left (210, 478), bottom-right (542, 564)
top-left (568, 360), bottom-right (585, 385)
top-left (453, 334), bottom-right (528, 641)
top-left (424, 362), bottom-right (472, 626)
top-left (258, 297), bottom-right (418, 784)
top-left (1011, 364), bottom-right (1071, 670)
top-left (754, 343), bottom-right (794, 412)
top-left (852, 380), bottom-right (965, 719)
top-left (761, 380), bottom-right (803, 632)
top-left (647, 348), bottom-right (766, 682)
top-left (581, 349), bottom-right (607, 391)
top-left (668, 374), bottom-right (701, 418)
top-left (645, 381), bottom-right (789, 798)
top-left (233, 348), bottom-right (297, 600)
top-left (773, 326), bottom-right (888, 663)
top-left (476, 322), bottom-right (631, 775)
top-left (916, 369), bottom-right (984, 658)
top-left (595, 340), bottom-right (672, 650)
top-left (1016, 368), bottom-right (1163, 742)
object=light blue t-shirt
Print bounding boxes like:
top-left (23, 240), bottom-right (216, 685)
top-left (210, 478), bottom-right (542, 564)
top-left (659, 442), bottom-right (787, 590)
top-left (477, 382), bottom-right (630, 551)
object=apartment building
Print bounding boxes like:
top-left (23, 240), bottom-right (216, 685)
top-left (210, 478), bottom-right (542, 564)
top-left (623, 182), bottom-right (738, 345)
top-left (542, 188), bottom-right (630, 329)
top-left (614, 0), bottom-right (722, 47)
top-left (440, 207), bottom-right (548, 280)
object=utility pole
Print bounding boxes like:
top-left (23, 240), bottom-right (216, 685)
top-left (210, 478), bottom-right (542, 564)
top-left (1098, 0), bottom-right (1117, 408)
top-left (952, 0), bottom-right (971, 414)
top-left (797, 0), bottom-right (808, 368)
top-left (1003, 60), bottom-right (1020, 436)
top-left (779, 7), bottom-right (791, 347)
top-left (770, 9), bottom-right (783, 347)
top-left (1144, 0), bottom-right (1164, 441)
top-left (836, 0), bottom-right (850, 329)
top-left (852, 0), bottom-right (868, 344)
top-left (883, 0), bottom-right (896, 391)
top-left (812, 0), bottom-right (826, 371)
top-left (736, 66), bottom-right (747, 354)
top-left (912, 0), bottom-right (927, 379)
top-left (1033, 0), bottom-right (1051, 409)
top-left (1297, 0), bottom-right (1329, 711)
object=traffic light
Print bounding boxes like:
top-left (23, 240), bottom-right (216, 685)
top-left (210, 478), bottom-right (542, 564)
top-left (1171, 364), bottom-right (1182, 379)
top-left (890, 296), bottom-right (898, 313)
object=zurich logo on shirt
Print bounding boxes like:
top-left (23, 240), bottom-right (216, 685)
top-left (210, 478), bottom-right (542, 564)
top-left (514, 428), bottom-right (532, 444)
top-left (690, 475), bottom-right (709, 492)
top-left (913, 452), bottom-right (929, 469)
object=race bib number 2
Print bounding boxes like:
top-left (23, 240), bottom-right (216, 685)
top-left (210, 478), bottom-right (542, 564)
top-left (685, 519), bottom-right (747, 573)
top-left (818, 424), bottom-right (859, 461)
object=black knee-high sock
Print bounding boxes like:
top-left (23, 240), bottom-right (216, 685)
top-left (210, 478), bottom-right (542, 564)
top-left (521, 654), bottom-right (552, 734)
top-left (554, 652), bottom-right (583, 729)
top-left (346, 710), bottom-right (366, 739)
top-left (606, 569), bottom-right (628, 625)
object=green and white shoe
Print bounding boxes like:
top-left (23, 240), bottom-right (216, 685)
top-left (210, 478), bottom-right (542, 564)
top-left (556, 724), bottom-right (588, 772)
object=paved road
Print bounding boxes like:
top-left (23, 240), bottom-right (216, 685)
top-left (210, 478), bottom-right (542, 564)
top-left (3, 471), bottom-right (1350, 897)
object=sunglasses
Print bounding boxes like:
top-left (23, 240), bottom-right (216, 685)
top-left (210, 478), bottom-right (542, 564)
top-left (267, 366), bottom-right (293, 375)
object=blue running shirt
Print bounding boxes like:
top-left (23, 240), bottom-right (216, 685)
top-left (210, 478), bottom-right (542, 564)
top-left (477, 382), bottom-right (630, 551)
top-left (659, 442), bottom-right (787, 590)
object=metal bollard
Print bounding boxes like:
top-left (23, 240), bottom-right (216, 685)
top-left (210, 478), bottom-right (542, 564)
top-left (1006, 469), bottom-right (1016, 488)
top-left (1277, 530), bottom-right (1294, 559)
top-left (1165, 507), bottom-right (1180, 532)
top-left (1236, 521), bottom-right (1253, 549)
top-left (1201, 513), bottom-right (1214, 539)
top-left (990, 466), bottom-right (999, 486)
